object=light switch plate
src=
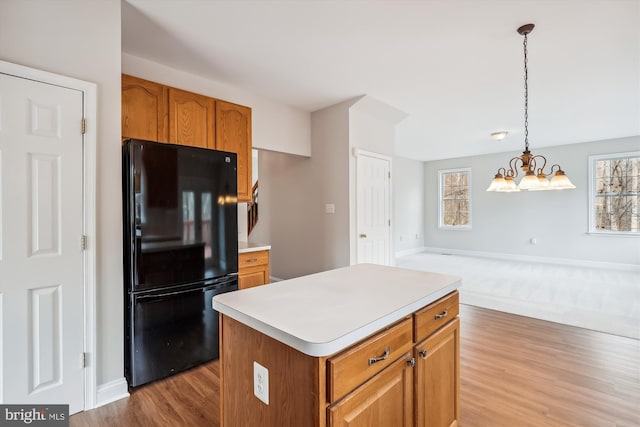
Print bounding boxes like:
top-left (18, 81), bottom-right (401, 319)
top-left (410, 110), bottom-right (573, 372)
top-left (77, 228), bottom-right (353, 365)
top-left (253, 361), bottom-right (269, 405)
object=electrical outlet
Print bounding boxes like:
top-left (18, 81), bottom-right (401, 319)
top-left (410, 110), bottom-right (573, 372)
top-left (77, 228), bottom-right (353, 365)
top-left (325, 203), bottom-right (335, 214)
top-left (253, 361), bottom-right (269, 405)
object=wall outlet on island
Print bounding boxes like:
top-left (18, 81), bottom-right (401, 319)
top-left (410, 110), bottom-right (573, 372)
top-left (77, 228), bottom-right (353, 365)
top-left (253, 361), bottom-right (269, 405)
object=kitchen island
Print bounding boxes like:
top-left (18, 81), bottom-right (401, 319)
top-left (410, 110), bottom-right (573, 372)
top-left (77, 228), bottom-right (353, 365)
top-left (213, 263), bottom-right (462, 427)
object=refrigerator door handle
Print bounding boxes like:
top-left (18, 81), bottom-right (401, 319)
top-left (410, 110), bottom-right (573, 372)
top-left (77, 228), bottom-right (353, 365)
top-left (135, 287), bottom-right (201, 301)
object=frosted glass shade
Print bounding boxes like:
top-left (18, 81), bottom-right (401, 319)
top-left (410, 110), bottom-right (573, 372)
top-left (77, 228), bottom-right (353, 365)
top-left (486, 176), bottom-right (507, 191)
top-left (550, 172), bottom-right (576, 190)
top-left (518, 172), bottom-right (541, 190)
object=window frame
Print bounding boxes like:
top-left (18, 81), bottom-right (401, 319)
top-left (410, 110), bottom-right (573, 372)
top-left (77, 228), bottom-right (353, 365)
top-left (438, 167), bottom-right (472, 230)
top-left (588, 151), bottom-right (640, 236)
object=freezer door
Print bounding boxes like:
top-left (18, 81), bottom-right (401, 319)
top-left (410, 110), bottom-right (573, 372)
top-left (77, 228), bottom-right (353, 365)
top-left (126, 278), bottom-right (238, 387)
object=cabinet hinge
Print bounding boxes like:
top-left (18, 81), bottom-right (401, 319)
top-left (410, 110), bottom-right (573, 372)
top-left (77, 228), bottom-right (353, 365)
top-left (81, 235), bottom-right (88, 251)
top-left (81, 117), bottom-right (86, 135)
top-left (81, 352), bottom-right (88, 368)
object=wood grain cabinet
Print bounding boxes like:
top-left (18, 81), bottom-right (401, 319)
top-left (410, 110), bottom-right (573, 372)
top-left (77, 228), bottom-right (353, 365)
top-left (327, 319), bottom-right (414, 427)
top-left (216, 100), bottom-right (252, 202)
top-left (121, 74), bottom-right (253, 202)
top-left (238, 250), bottom-right (270, 289)
top-left (413, 291), bottom-right (461, 427)
top-left (328, 353), bottom-right (414, 427)
top-left (121, 74), bottom-right (169, 142)
top-left (168, 87), bottom-right (216, 149)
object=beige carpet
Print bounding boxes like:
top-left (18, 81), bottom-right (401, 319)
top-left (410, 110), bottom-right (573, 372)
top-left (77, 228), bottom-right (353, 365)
top-left (397, 252), bottom-right (640, 339)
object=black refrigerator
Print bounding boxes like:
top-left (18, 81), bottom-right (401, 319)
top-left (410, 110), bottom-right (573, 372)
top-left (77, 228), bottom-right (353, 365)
top-left (122, 139), bottom-right (239, 388)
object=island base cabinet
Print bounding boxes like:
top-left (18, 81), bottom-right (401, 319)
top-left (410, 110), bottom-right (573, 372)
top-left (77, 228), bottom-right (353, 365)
top-left (328, 353), bottom-right (414, 427)
top-left (414, 317), bottom-right (460, 427)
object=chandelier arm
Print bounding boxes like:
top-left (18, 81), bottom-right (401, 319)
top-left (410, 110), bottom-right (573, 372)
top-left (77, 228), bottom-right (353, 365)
top-left (508, 157), bottom-right (522, 178)
top-left (531, 155), bottom-right (548, 175)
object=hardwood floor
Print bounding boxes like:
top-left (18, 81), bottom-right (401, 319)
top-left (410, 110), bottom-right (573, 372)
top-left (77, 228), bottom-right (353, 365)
top-left (70, 305), bottom-right (640, 426)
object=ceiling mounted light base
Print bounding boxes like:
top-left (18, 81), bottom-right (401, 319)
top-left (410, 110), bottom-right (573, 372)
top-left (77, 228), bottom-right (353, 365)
top-left (517, 24), bottom-right (535, 36)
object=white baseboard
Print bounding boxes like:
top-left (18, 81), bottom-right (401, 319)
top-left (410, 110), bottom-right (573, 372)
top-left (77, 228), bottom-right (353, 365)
top-left (395, 246), bottom-right (427, 259)
top-left (416, 246), bottom-right (640, 272)
top-left (95, 377), bottom-right (129, 408)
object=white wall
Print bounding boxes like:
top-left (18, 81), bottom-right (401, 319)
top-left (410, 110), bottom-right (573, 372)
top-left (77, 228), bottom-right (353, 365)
top-left (257, 100), bottom-right (351, 279)
top-left (122, 53), bottom-right (311, 157)
top-left (424, 136), bottom-right (640, 265)
top-left (393, 157), bottom-right (425, 254)
top-left (0, 0), bottom-right (123, 385)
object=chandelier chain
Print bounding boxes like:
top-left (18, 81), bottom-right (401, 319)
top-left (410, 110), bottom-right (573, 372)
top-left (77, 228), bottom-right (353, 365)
top-left (523, 32), bottom-right (529, 152)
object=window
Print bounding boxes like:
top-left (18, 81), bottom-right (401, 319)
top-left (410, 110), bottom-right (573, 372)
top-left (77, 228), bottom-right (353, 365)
top-left (589, 152), bottom-right (640, 234)
top-left (438, 168), bottom-right (471, 229)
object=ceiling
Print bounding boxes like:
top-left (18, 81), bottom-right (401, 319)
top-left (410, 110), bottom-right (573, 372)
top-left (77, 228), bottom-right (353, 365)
top-left (122, 0), bottom-right (639, 161)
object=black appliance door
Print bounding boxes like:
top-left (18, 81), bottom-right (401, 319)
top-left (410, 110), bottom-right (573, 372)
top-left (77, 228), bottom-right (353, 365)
top-left (123, 139), bottom-right (239, 292)
top-left (126, 277), bottom-right (238, 387)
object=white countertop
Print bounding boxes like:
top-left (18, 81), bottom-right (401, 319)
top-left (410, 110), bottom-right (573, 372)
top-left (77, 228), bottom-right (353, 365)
top-left (213, 263), bottom-right (461, 357)
top-left (238, 241), bottom-right (271, 253)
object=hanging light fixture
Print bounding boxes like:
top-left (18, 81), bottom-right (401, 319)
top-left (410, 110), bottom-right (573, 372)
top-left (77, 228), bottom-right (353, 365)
top-left (486, 23), bottom-right (576, 192)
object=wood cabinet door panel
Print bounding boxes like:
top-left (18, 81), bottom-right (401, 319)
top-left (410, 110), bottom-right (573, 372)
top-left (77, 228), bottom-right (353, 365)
top-left (328, 353), bottom-right (413, 427)
top-left (414, 317), bottom-right (460, 427)
top-left (168, 88), bottom-right (215, 149)
top-left (238, 270), bottom-right (268, 290)
top-left (216, 100), bottom-right (252, 202)
top-left (121, 74), bottom-right (168, 142)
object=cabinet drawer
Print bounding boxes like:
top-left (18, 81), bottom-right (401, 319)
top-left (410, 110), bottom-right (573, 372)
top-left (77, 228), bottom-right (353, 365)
top-left (238, 250), bottom-right (269, 269)
top-left (327, 317), bottom-right (413, 403)
top-left (413, 291), bottom-right (459, 343)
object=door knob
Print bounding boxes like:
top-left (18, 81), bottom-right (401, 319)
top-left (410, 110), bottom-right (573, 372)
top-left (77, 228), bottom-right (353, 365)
top-left (359, 234), bottom-right (367, 238)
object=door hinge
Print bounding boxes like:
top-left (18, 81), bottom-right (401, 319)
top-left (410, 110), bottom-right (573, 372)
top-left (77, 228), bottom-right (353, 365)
top-left (81, 352), bottom-right (88, 368)
top-left (81, 117), bottom-right (86, 135)
top-left (81, 235), bottom-right (88, 251)
top-left (388, 171), bottom-right (391, 179)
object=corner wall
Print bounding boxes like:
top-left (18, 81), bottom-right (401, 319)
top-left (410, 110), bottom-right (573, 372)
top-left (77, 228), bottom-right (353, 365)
top-left (258, 101), bottom-right (351, 279)
top-left (0, 0), bottom-right (123, 386)
top-left (393, 156), bottom-right (425, 254)
top-left (424, 136), bottom-right (640, 265)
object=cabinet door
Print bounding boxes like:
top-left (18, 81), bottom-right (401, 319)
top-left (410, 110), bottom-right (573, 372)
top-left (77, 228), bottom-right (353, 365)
top-left (414, 317), bottom-right (460, 427)
top-left (328, 353), bottom-right (413, 427)
top-left (121, 74), bottom-right (168, 142)
top-left (168, 87), bottom-right (215, 149)
top-left (216, 100), bottom-right (252, 202)
top-left (238, 269), bottom-right (268, 290)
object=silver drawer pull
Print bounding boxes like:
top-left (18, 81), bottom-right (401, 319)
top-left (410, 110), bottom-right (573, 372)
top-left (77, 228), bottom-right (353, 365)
top-left (368, 347), bottom-right (390, 366)
top-left (419, 349), bottom-right (428, 359)
top-left (245, 258), bottom-right (259, 263)
top-left (434, 309), bottom-right (448, 320)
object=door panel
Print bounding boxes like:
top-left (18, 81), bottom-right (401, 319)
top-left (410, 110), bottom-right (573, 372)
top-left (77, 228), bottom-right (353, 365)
top-left (356, 152), bottom-right (391, 265)
top-left (0, 72), bottom-right (84, 413)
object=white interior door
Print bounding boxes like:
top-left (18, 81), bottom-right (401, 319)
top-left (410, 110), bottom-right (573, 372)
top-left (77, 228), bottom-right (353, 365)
top-left (0, 73), bottom-right (85, 413)
top-left (356, 151), bottom-right (391, 265)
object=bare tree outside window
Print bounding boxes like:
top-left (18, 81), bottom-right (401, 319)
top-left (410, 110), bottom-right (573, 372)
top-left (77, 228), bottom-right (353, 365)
top-left (439, 168), bottom-right (471, 228)
top-left (592, 153), bottom-right (640, 233)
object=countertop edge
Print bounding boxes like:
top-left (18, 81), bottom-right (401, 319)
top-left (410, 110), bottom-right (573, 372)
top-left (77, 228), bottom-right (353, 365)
top-left (238, 241), bottom-right (271, 253)
top-left (213, 281), bottom-right (460, 357)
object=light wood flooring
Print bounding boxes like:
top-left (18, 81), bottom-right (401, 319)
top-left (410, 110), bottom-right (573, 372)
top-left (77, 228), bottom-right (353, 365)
top-left (70, 305), bottom-right (640, 426)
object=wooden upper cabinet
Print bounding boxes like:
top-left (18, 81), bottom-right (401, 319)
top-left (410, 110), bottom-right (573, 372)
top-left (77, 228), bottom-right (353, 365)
top-left (168, 87), bottom-right (216, 149)
top-left (216, 100), bottom-right (252, 202)
top-left (121, 74), bottom-right (169, 142)
top-left (121, 75), bottom-right (252, 201)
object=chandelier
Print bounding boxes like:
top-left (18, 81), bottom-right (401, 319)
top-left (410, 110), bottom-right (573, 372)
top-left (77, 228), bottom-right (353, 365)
top-left (486, 24), bottom-right (576, 192)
